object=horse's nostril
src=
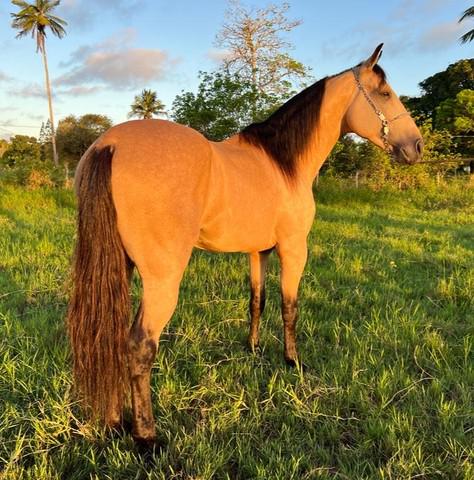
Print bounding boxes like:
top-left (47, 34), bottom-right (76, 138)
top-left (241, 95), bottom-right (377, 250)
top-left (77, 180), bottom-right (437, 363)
top-left (415, 138), bottom-right (424, 156)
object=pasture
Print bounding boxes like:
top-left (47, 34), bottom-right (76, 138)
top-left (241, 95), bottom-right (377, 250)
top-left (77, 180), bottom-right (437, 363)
top-left (0, 178), bottom-right (473, 479)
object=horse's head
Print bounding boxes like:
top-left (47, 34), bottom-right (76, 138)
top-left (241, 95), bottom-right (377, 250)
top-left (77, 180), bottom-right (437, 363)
top-left (343, 44), bottom-right (423, 164)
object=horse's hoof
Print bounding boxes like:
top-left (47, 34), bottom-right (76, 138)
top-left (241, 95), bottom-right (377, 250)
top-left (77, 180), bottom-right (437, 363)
top-left (247, 339), bottom-right (261, 354)
top-left (249, 344), bottom-right (262, 355)
top-left (134, 436), bottom-right (163, 455)
top-left (285, 357), bottom-right (308, 372)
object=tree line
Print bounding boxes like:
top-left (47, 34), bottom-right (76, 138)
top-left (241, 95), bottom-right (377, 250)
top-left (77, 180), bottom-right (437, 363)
top-left (2, 0), bottom-right (473, 188)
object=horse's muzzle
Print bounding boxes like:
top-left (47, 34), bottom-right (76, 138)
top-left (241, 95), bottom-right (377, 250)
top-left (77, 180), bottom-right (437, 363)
top-left (395, 138), bottom-right (424, 165)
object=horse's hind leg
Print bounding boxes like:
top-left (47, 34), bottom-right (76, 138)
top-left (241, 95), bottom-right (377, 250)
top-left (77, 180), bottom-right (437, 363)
top-left (248, 249), bottom-right (271, 352)
top-left (128, 253), bottom-right (191, 445)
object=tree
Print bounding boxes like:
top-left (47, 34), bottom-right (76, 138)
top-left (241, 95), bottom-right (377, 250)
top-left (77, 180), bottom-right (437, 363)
top-left (402, 59), bottom-right (474, 121)
top-left (0, 135), bottom-right (40, 167)
top-left (38, 119), bottom-right (53, 161)
top-left (436, 89), bottom-right (474, 156)
top-left (171, 71), bottom-right (280, 141)
top-left (324, 136), bottom-right (362, 176)
top-left (11, 0), bottom-right (67, 166)
top-left (56, 114), bottom-right (112, 167)
top-left (459, 6), bottom-right (474, 43)
top-left (128, 89), bottom-right (166, 120)
top-left (215, 0), bottom-right (310, 97)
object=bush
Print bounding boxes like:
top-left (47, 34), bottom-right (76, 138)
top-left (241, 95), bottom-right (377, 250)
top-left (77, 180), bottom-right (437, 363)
top-left (324, 121), bottom-right (465, 190)
top-left (0, 135), bottom-right (72, 188)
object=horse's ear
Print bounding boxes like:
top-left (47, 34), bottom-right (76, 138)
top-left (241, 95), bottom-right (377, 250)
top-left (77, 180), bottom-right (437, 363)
top-left (363, 43), bottom-right (384, 70)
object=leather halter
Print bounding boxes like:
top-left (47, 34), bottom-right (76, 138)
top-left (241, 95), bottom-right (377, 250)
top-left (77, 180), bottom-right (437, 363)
top-left (351, 67), bottom-right (410, 153)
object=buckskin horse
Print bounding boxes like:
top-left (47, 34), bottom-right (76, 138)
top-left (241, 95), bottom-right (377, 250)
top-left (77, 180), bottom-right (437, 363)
top-left (68, 44), bottom-right (423, 445)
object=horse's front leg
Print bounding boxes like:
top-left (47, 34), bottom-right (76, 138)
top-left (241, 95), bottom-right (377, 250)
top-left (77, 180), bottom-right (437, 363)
top-left (248, 249), bottom-right (271, 352)
top-left (277, 240), bottom-right (308, 366)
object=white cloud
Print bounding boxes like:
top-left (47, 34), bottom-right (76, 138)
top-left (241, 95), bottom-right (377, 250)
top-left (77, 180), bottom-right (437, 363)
top-left (206, 48), bottom-right (233, 63)
top-left (58, 0), bottom-right (146, 31)
top-left (58, 85), bottom-right (103, 96)
top-left (56, 30), bottom-right (176, 90)
top-left (8, 83), bottom-right (48, 99)
top-left (0, 71), bottom-right (13, 82)
top-left (418, 20), bottom-right (466, 51)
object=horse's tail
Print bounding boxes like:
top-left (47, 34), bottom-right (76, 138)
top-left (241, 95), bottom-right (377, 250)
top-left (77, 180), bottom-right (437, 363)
top-left (67, 145), bottom-right (132, 423)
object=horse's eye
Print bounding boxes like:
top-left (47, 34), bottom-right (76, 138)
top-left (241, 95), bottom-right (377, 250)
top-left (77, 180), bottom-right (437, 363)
top-left (381, 91), bottom-right (391, 98)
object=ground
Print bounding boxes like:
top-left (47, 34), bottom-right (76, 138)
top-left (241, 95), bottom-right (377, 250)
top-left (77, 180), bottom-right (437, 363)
top-left (0, 178), bottom-right (472, 479)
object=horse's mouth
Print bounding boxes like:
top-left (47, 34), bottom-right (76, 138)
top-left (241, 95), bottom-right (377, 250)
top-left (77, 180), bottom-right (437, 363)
top-left (392, 141), bottom-right (423, 165)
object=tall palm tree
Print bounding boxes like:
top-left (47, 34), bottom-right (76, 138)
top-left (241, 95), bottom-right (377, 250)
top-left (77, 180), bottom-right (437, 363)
top-left (11, 0), bottom-right (67, 166)
top-left (459, 6), bottom-right (474, 43)
top-left (128, 89), bottom-right (166, 120)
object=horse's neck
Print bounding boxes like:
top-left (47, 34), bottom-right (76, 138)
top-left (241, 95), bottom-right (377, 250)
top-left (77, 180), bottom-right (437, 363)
top-left (299, 73), bottom-right (356, 183)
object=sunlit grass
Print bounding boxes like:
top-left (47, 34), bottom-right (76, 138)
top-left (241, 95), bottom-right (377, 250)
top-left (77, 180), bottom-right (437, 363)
top-left (0, 178), bottom-right (473, 479)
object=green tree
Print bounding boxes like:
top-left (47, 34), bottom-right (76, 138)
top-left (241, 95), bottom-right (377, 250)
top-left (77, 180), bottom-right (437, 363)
top-left (1, 135), bottom-right (40, 167)
top-left (38, 119), bottom-right (53, 161)
top-left (172, 71), bottom-right (280, 141)
top-left (128, 89), bottom-right (166, 120)
top-left (215, 0), bottom-right (310, 97)
top-left (56, 114), bottom-right (112, 167)
top-left (10, 0), bottom-right (67, 166)
top-left (402, 59), bottom-right (474, 120)
top-left (324, 136), bottom-right (362, 176)
top-left (459, 6), bottom-right (474, 43)
top-left (436, 89), bottom-right (474, 156)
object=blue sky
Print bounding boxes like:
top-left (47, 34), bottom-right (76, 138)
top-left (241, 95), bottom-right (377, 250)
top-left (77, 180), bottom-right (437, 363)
top-left (0, 0), bottom-right (472, 139)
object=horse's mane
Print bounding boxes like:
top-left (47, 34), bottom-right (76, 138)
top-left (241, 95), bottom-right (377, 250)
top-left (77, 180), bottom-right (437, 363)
top-left (240, 64), bottom-right (387, 180)
top-left (240, 77), bottom-right (327, 179)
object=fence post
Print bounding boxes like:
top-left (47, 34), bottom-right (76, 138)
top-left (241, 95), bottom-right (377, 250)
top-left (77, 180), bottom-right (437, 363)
top-left (355, 171), bottom-right (359, 188)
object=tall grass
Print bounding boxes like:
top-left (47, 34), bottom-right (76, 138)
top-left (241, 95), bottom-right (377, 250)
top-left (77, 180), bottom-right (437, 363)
top-left (0, 178), bottom-right (472, 479)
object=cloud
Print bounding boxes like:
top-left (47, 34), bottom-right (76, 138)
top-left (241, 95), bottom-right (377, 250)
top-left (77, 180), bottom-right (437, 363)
top-left (319, 0), bottom-right (464, 63)
top-left (8, 83), bottom-right (48, 99)
top-left (0, 71), bottom-right (13, 82)
top-left (56, 30), bottom-right (176, 90)
top-left (58, 86), bottom-right (103, 96)
top-left (418, 20), bottom-right (466, 51)
top-left (58, 0), bottom-right (146, 30)
top-left (392, 0), bottom-right (452, 20)
top-left (206, 48), bottom-right (232, 63)
top-left (0, 106), bottom-right (18, 113)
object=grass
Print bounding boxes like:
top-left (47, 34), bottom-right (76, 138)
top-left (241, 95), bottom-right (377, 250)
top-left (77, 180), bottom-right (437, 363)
top-left (0, 178), bottom-right (473, 479)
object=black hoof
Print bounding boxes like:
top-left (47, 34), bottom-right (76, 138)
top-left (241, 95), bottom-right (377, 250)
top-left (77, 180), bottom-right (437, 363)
top-left (110, 417), bottom-right (133, 436)
top-left (134, 436), bottom-right (163, 456)
top-left (285, 358), bottom-right (308, 372)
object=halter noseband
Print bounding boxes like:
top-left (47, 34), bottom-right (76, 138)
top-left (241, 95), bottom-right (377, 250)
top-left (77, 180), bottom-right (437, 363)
top-left (351, 67), bottom-right (410, 153)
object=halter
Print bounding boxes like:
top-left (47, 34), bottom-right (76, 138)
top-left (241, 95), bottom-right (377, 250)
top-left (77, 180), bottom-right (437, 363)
top-left (351, 67), bottom-right (410, 153)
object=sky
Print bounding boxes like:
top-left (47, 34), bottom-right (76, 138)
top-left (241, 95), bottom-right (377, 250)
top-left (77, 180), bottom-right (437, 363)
top-left (0, 0), bottom-right (472, 139)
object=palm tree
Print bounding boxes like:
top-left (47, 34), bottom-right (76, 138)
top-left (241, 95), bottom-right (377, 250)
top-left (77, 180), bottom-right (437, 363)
top-left (128, 89), bottom-right (166, 120)
top-left (11, 0), bottom-right (67, 166)
top-left (459, 6), bottom-right (474, 43)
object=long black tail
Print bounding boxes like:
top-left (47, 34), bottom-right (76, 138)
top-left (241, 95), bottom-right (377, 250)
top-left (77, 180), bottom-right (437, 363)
top-left (67, 146), bottom-right (132, 423)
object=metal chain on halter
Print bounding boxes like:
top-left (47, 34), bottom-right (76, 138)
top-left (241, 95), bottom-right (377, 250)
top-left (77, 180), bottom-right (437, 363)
top-left (351, 67), bottom-right (410, 153)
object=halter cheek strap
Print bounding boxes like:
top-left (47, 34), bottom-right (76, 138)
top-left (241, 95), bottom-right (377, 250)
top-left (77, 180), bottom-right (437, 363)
top-left (351, 67), bottom-right (410, 153)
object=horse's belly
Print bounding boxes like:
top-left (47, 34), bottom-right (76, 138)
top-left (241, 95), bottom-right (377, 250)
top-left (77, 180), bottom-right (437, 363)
top-left (195, 211), bottom-right (277, 253)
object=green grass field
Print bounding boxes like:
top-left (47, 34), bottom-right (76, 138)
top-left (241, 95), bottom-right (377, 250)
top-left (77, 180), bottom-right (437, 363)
top-left (0, 178), bottom-right (473, 479)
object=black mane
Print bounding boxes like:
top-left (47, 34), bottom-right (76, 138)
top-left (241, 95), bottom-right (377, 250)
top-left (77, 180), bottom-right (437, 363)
top-left (240, 64), bottom-right (387, 180)
top-left (241, 78), bottom-right (327, 179)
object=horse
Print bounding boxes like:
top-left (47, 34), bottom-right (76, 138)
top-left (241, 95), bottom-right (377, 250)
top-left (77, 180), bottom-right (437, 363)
top-left (67, 44), bottom-right (423, 446)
